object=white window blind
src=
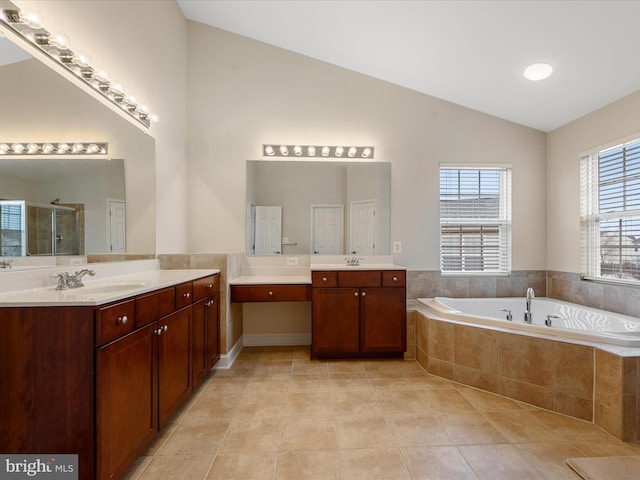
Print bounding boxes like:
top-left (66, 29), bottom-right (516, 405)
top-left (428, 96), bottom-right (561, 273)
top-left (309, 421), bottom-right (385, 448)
top-left (581, 138), bottom-right (640, 283)
top-left (439, 167), bottom-right (512, 275)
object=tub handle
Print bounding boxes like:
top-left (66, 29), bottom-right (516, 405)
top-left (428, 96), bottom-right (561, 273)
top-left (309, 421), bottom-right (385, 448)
top-left (500, 309), bottom-right (512, 321)
top-left (545, 314), bottom-right (561, 327)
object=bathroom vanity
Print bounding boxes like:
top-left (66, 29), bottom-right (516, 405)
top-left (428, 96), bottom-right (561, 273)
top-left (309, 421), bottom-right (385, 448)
top-left (0, 263), bottom-right (220, 480)
top-left (229, 256), bottom-right (407, 358)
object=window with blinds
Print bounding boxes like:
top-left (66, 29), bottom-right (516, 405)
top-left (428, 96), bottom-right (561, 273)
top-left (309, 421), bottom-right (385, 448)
top-left (439, 166), bottom-right (512, 275)
top-left (581, 138), bottom-right (640, 283)
top-left (0, 200), bottom-right (26, 257)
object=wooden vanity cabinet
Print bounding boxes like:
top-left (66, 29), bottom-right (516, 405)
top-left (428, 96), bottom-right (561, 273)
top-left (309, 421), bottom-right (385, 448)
top-left (191, 275), bottom-right (220, 389)
top-left (311, 270), bottom-right (406, 358)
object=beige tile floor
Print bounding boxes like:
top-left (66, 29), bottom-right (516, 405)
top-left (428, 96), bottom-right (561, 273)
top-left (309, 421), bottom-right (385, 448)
top-left (124, 346), bottom-right (640, 480)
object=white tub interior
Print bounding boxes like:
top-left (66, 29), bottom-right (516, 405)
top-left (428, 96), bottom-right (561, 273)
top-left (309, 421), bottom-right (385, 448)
top-left (418, 296), bottom-right (640, 347)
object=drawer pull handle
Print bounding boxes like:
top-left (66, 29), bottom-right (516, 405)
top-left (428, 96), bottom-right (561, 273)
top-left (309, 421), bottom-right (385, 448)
top-left (361, 291), bottom-right (367, 297)
top-left (268, 291), bottom-right (273, 296)
top-left (393, 276), bottom-right (398, 282)
top-left (354, 292), bottom-right (359, 297)
top-left (117, 315), bottom-right (128, 325)
top-left (163, 325), bottom-right (169, 333)
top-left (183, 292), bottom-right (190, 299)
top-left (207, 283), bottom-right (213, 288)
top-left (322, 277), bottom-right (328, 282)
top-left (156, 328), bottom-right (162, 336)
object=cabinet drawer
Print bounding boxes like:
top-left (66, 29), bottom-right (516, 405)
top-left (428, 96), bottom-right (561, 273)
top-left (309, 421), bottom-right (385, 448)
top-left (312, 271), bottom-right (337, 287)
top-left (193, 275), bottom-right (219, 300)
top-left (175, 282), bottom-right (194, 309)
top-left (338, 271), bottom-right (381, 287)
top-left (382, 270), bottom-right (406, 287)
top-left (231, 284), bottom-right (311, 302)
top-left (96, 299), bottom-right (136, 345)
top-left (136, 287), bottom-right (175, 327)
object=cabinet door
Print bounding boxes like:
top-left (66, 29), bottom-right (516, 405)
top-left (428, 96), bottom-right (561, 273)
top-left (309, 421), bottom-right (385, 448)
top-left (311, 288), bottom-right (360, 357)
top-left (360, 287), bottom-right (406, 354)
top-left (192, 299), bottom-right (207, 389)
top-left (206, 291), bottom-right (220, 370)
top-left (158, 307), bottom-right (192, 428)
top-left (96, 322), bottom-right (158, 480)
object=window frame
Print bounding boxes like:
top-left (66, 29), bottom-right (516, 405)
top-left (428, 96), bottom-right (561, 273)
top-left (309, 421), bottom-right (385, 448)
top-left (580, 136), bottom-right (640, 285)
top-left (439, 165), bottom-right (512, 276)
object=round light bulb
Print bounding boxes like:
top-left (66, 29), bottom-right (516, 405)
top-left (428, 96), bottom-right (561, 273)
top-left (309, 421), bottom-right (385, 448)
top-left (27, 143), bottom-right (39, 154)
top-left (42, 143), bottom-right (55, 154)
top-left (73, 52), bottom-right (92, 68)
top-left (307, 146), bottom-right (316, 156)
top-left (57, 143), bottom-right (70, 153)
top-left (321, 146), bottom-right (330, 157)
top-left (293, 145), bottom-right (302, 156)
top-left (279, 145), bottom-right (289, 156)
top-left (11, 143), bottom-right (25, 154)
top-left (0, 144), bottom-right (10, 154)
top-left (348, 147), bottom-right (357, 157)
top-left (72, 143), bottom-right (84, 153)
top-left (49, 32), bottom-right (70, 50)
top-left (362, 147), bottom-right (372, 158)
top-left (20, 10), bottom-right (43, 29)
top-left (264, 145), bottom-right (275, 156)
top-left (335, 146), bottom-right (344, 157)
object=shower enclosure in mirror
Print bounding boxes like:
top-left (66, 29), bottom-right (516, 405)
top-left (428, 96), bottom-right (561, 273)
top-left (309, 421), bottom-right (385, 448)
top-left (246, 160), bottom-right (390, 256)
top-left (0, 200), bottom-right (81, 256)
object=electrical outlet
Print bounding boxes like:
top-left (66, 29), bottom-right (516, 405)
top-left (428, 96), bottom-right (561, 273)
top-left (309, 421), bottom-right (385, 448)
top-left (393, 241), bottom-right (402, 253)
top-left (286, 257), bottom-right (299, 266)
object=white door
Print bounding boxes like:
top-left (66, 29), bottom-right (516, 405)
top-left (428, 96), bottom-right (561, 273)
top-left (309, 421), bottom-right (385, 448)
top-left (108, 200), bottom-right (126, 253)
top-left (350, 200), bottom-right (376, 255)
top-left (255, 206), bottom-right (282, 255)
top-left (311, 205), bottom-right (343, 255)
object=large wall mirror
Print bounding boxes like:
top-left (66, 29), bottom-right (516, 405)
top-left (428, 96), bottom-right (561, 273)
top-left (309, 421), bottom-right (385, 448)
top-left (0, 34), bottom-right (155, 263)
top-left (246, 160), bottom-right (390, 256)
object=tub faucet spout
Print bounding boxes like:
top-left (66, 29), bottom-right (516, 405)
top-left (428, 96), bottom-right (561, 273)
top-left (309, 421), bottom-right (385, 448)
top-left (524, 287), bottom-right (535, 324)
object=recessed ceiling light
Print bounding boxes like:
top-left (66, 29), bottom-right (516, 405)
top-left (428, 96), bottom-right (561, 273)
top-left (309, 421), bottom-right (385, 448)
top-left (524, 63), bottom-right (553, 81)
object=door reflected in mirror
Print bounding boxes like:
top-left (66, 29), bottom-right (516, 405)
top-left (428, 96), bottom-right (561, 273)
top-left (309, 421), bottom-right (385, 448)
top-left (247, 161), bottom-right (390, 256)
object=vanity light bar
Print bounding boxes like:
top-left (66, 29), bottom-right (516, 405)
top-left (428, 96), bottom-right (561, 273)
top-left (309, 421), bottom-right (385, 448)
top-left (0, 5), bottom-right (152, 128)
top-left (262, 144), bottom-right (374, 159)
top-left (0, 142), bottom-right (108, 155)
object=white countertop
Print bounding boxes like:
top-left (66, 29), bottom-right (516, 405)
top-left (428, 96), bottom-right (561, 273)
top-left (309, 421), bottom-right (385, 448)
top-left (0, 260), bottom-right (219, 306)
top-left (309, 263), bottom-right (406, 271)
top-left (230, 275), bottom-right (311, 285)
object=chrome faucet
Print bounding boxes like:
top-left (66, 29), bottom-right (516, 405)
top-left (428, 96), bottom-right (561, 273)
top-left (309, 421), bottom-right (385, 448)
top-left (0, 259), bottom-right (12, 269)
top-left (52, 269), bottom-right (96, 290)
top-left (524, 287), bottom-right (535, 323)
top-left (346, 256), bottom-right (360, 266)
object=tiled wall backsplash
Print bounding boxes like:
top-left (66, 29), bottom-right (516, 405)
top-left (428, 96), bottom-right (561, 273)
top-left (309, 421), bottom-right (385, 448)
top-left (407, 270), bottom-right (547, 300)
top-left (547, 271), bottom-right (640, 319)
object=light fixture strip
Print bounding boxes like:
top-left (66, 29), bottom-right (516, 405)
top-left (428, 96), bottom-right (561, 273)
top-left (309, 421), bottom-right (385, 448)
top-left (262, 144), bottom-right (374, 159)
top-left (0, 142), bottom-right (108, 155)
top-left (0, 4), bottom-right (152, 128)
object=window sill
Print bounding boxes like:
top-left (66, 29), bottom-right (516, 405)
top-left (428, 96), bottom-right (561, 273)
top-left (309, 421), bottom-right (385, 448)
top-left (581, 275), bottom-right (640, 288)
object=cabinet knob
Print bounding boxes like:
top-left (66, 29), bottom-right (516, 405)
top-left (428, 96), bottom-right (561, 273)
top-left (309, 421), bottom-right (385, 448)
top-left (392, 276), bottom-right (398, 282)
top-left (361, 291), bottom-right (367, 297)
top-left (156, 328), bottom-right (162, 336)
top-left (117, 315), bottom-right (128, 325)
top-left (163, 325), bottom-right (169, 333)
top-left (354, 292), bottom-right (359, 297)
top-left (207, 283), bottom-right (213, 289)
top-left (268, 291), bottom-right (273, 296)
top-left (322, 277), bottom-right (328, 282)
top-left (184, 292), bottom-right (190, 299)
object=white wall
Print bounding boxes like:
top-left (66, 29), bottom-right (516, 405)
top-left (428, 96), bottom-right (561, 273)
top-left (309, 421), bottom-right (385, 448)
top-left (186, 22), bottom-right (547, 270)
top-left (547, 90), bottom-right (640, 273)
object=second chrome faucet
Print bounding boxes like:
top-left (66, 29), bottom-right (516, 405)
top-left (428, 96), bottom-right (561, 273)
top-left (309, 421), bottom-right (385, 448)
top-left (52, 269), bottom-right (96, 290)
